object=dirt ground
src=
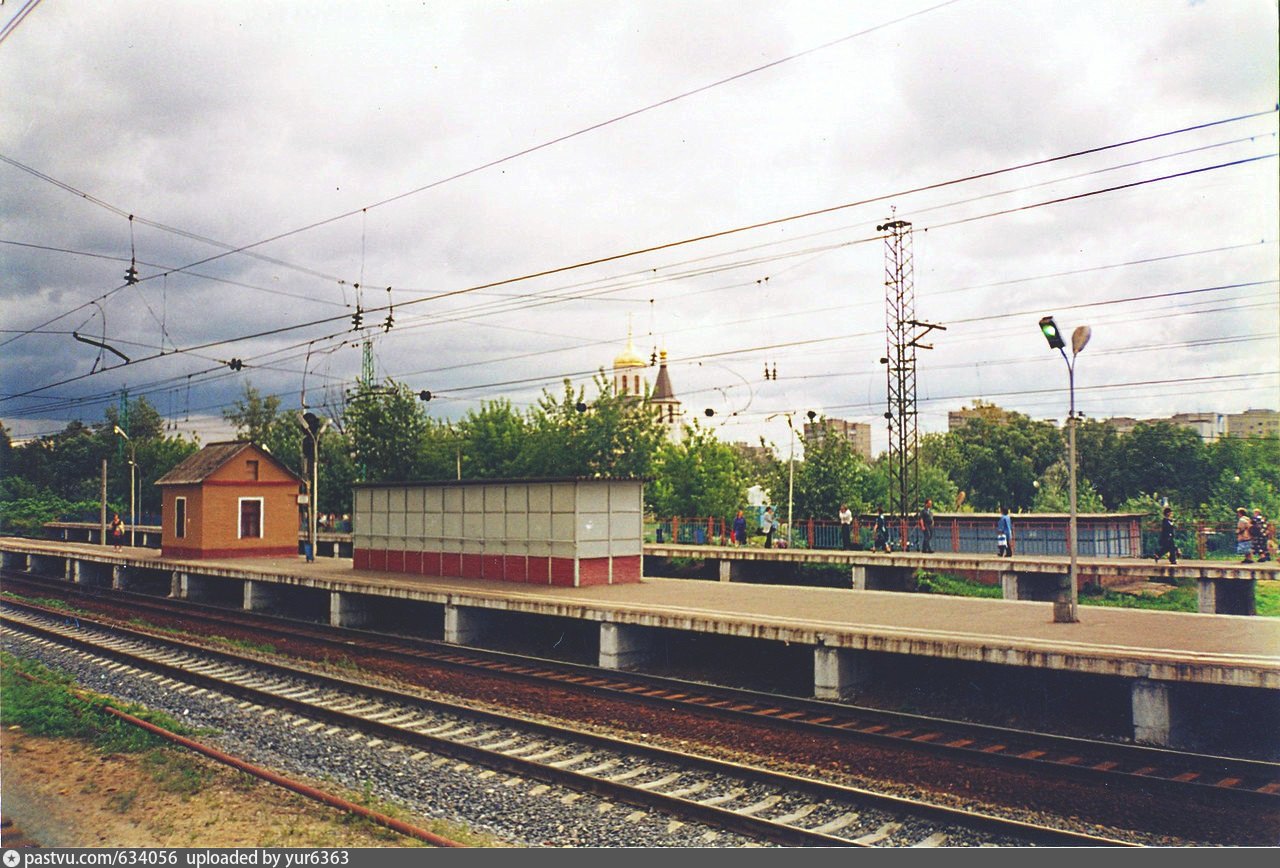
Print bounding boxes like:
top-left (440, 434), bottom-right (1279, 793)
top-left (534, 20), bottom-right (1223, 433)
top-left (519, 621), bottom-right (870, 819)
top-left (0, 727), bottom-right (447, 849)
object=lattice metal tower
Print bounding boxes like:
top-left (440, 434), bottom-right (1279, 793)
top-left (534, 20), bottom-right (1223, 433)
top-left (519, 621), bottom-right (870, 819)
top-left (360, 339), bottom-right (376, 388)
top-left (877, 217), bottom-right (943, 538)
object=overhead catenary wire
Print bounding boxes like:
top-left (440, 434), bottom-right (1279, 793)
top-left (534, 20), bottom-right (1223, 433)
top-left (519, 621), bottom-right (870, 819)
top-left (4, 139), bottom-right (1273, 407)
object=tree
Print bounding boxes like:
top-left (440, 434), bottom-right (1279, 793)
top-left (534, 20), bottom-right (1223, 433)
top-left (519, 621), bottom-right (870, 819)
top-left (785, 426), bottom-right (869, 520)
top-left (649, 424), bottom-right (748, 518)
top-left (1073, 419), bottom-right (1122, 508)
top-left (1109, 422), bottom-right (1210, 511)
top-left (343, 382), bottom-right (430, 482)
top-left (521, 374), bottom-right (667, 481)
top-left (223, 384), bottom-right (284, 445)
top-left (1031, 460), bottom-right (1106, 513)
top-left (455, 400), bottom-right (530, 479)
top-left (932, 414), bottom-right (1063, 511)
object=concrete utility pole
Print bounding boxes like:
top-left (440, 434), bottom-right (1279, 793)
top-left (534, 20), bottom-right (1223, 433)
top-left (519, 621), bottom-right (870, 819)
top-left (299, 411), bottom-right (328, 562)
top-left (113, 426), bottom-right (135, 547)
top-left (100, 459), bottom-right (107, 545)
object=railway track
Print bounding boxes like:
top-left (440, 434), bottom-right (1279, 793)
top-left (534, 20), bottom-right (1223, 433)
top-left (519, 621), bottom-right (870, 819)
top-left (1, 602), bottom-right (1131, 847)
top-left (4, 571), bottom-right (1277, 809)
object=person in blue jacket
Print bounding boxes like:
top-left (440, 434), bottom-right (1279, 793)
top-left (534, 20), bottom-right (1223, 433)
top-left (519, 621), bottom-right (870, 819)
top-left (996, 507), bottom-right (1013, 557)
top-left (732, 510), bottom-right (747, 546)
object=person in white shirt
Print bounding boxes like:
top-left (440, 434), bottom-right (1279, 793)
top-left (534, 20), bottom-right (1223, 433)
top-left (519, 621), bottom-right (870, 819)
top-left (838, 503), bottom-right (853, 550)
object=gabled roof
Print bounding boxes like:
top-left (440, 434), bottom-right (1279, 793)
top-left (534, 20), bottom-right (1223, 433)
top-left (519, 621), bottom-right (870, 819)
top-left (652, 352), bottom-right (678, 402)
top-left (155, 441), bottom-right (302, 486)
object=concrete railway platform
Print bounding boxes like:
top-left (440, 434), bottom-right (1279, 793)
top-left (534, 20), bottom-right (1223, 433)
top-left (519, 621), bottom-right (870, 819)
top-left (2, 537), bottom-right (1277, 756)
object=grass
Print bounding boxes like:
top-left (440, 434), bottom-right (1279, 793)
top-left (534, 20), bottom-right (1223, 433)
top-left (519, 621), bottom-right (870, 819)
top-left (126, 618), bottom-right (278, 655)
top-left (1, 591), bottom-right (90, 615)
top-left (914, 572), bottom-right (1280, 616)
top-left (914, 569), bottom-right (1004, 599)
top-left (0, 652), bottom-right (194, 752)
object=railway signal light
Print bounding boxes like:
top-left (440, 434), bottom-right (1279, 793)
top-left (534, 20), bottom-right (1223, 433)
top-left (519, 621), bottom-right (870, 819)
top-left (1039, 316), bottom-right (1065, 350)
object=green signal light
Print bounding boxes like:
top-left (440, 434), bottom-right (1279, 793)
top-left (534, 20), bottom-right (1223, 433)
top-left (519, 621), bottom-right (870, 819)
top-left (1039, 315), bottom-right (1065, 350)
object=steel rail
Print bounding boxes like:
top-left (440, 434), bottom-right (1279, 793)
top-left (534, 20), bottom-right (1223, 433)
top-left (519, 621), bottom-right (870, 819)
top-left (4, 570), bottom-right (1275, 806)
top-left (1, 603), bottom-right (1132, 847)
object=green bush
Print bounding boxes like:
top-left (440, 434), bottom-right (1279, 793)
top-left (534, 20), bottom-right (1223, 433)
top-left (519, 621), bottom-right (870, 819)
top-left (0, 653), bottom-right (192, 752)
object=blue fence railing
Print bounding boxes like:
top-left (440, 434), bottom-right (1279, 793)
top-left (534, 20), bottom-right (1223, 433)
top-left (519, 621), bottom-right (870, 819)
top-left (650, 515), bottom-right (1146, 558)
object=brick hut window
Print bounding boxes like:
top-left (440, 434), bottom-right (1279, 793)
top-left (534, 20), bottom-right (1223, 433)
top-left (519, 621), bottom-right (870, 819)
top-left (246, 460), bottom-right (259, 481)
top-left (175, 497), bottom-right (187, 539)
top-left (238, 498), bottom-right (263, 539)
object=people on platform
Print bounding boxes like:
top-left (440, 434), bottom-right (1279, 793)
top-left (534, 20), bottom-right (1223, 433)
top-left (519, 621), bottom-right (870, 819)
top-left (760, 506), bottom-right (776, 549)
top-left (838, 503), bottom-right (853, 550)
top-left (1237, 507), bottom-right (1255, 563)
top-left (1153, 506), bottom-right (1178, 564)
top-left (733, 509), bottom-right (747, 547)
top-left (1251, 508), bottom-right (1272, 563)
top-left (872, 507), bottom-right (891, 553)
top-left (109, 513), bottom-right (125, 552)
top-left (997, 507), bottom-right (1013, 557)
top-left (918, 498), bottom-right (935, 553)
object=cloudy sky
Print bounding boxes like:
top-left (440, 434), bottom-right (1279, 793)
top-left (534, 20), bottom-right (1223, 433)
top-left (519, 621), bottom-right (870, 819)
top-left (1, 0), bottom-right (1276, 457)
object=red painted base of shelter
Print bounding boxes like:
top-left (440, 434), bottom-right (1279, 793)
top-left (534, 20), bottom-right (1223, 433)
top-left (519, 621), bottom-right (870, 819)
top-left (353, 548), bottom-right (641, 586)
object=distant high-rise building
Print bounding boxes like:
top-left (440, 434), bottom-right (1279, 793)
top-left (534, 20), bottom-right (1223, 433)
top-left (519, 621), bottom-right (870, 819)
top-left (1102, 416), bottom-right (1140, 435)
top-left (803, 417), bottom-right (872, 460)
top-left (1226, 408), bottom-right (1279, 439)
top-left (1167, 412), bottom-right (1225, 442)
top-left (947, 402), bottom-right (1016, 431)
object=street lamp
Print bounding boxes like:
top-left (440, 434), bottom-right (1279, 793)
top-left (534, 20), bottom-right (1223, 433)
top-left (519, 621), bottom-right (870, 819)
top-left (1039, 316), bottom-right (1091, 624)
top-left (112, 425), bottom-right (136, 548)
top-left (767, 411), bottom-right (813, 548)
top-left (299, 411), bottom-right (328, 563)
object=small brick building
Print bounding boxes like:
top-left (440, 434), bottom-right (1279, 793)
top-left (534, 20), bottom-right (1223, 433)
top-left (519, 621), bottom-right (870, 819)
top-left (155, 441), bottom-right (302, 559)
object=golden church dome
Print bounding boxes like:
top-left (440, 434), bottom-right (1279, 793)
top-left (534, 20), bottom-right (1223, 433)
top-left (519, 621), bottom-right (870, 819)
top-left (612, 331), bottom-right (646, 370)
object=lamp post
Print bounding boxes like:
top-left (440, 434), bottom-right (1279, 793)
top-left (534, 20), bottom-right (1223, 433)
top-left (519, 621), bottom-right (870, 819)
top-left (1039, 316), bottom-right (1091, 624)
top-left (112, 425), bottom-right (136, 548)
top-left (767, 411), bottom-right (809, 548)
top-left (299, 411), bottom-right (328, 563)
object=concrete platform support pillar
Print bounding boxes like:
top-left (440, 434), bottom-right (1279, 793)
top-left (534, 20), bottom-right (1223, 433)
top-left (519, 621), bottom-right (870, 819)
top-left (28, 554), bottom-right (64, 579)
top-left (861, 565), bottom-right (912, 592)
top-left (444, 604), bottom-right (486, 646)
top-left (599, 622), bottom-right (657, 671)
top-left (1132, 679), bottom-right (1172, 747)
top-left (1197, 578), bottom-right (1222, 615)
top-left (244, 580), bottom-right (281, 613)
top-left (1198, 578), bottom-right (1256, 616)
top-left (176, 572), bottom-right (216, 601)
top-left (851, 565), bottom-right (867, 591)
top-left (718, 560), bottom-right (736, 582)
top-left (113, 565), bottom-right (126, 590)
top-left (330, 591), bottom-right (371, 629)
top-left (1000, 571), bottom-right (1019, 600)
top-left (813, 646), bottom-right (871, 700)
top-left (169, 572), bottom-right (180, 597)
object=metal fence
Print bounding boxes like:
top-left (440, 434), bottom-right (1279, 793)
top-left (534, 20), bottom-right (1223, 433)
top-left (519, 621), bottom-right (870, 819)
top-left (650, 514), bottom-right (1150, 558)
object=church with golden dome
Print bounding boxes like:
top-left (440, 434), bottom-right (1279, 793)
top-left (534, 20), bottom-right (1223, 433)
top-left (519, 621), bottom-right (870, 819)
top-left (612, 327), bottom-right (683, 442)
